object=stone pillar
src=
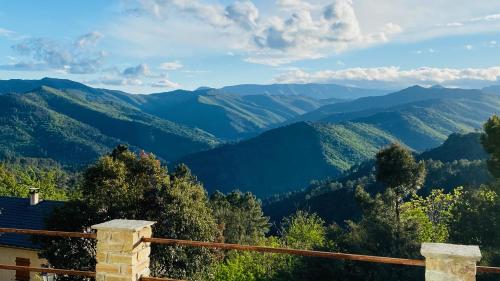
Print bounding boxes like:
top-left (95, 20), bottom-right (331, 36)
top-left (92, 219), bottom-right (156, 281)
top-left (421, 243), bottom-right (482, 281)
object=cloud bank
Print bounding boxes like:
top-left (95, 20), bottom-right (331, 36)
top-left (121, 0), bottom-right (402, 65)
top-left (274, 66), bottom-right (500, 88)
top-left (2, 31), bottom-right (105, 74)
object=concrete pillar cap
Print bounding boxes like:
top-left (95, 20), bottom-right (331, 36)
top-left (421, 243), bottom-right (481, 261)
top-left (92, 219), bottom-right (156, 232)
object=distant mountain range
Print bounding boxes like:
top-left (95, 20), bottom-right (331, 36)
top-left (0, 78), bottom-right (499, 197)
top-left (137, 89), bottom-right (337, 140)
top-left (178, 121), bottom-right (396, 196)
top-left (178, 87), bottom-right (500, 196)
top-left (291, 85), bottom-right (488, 122)
top-left (214, 83), bottom-right (390, 99)
top-left (262, 132), bottom-right (492, 225)
top-left (0, 79), bottom-right (219, 167)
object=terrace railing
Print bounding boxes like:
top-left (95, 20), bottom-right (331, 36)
top-left (1, 219), bottom-right (499, 281)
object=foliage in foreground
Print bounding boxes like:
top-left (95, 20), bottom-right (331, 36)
top-left (0, 161), bottom-right (70, 200)
top-left (28, 115), bottom-right (500, 281)
top-left (39, 146), bottom-right (219, 280)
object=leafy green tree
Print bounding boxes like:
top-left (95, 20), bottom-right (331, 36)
top-left (148, 164), bottom-right (219, 279)
top-left (401, 188), bottom-right (463, 242)
top-left (481, 115), bottom-right (500, 179)
top-left (39, 146), bottom-right (219, 280)
top-left (328, 186), bottom-right (423, 281)
top-left (449, 187), bottom-right (500, 275)
top-left (208, 211), bottom-right (327, 281)
top-left (376, 143), bottom-right (426, 225)
top-left (210, 191), bottom-right (270, 244)
top-left (280, 211), bottom-right (326, 250)
top-left (0, 163), bottom-right (68, 200)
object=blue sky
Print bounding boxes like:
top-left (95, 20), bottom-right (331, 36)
top-left (1, 0), bottom-right (500, 93)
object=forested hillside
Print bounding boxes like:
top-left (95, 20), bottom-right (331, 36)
top-left (293, 85), bottom-right (487, 122)
top-left (217, 83), bottom-right (389, 99)
top-left (179, 121), bottom-right (397, 196)
top-left (138, 89), bottom-right (337, 139)
top-left (262, 132), bottom-right (492, 225)
top-left (178, 92), bottom-right (500, 197)
top-left (0, 81), bottom-right (219, 167)
top-left (1, 79), bottom-right (500, 198)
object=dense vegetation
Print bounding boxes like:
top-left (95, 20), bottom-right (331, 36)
top-left (263, 132), bottom-right (492, 224)
top-left (217, 83), bottom-right (389, 99)
top-left (179, 121), bottom-right (396, 197)
top-left (140, 89), bottom-right (336, 140)
top-left (0, 79), bottom-right (219, 167)
top-left (0, 158), bottom-right (70, 200)
top-left (7, 115), bottom-right (491, 281)
top-left (2, 79), bottom-right (500, 197)
top-left (1, 78), bottom-right (500, 280)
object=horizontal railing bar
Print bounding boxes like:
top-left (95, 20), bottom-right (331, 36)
top-left (143, 237), bottom-right (425, 267)
top-left (0, 227), bottom-right (96, 239)
top-left (1, 227), bottom-right (498, 274)
top-left (0, 263), bottom-right (96, 277)
top-left (141, 276), bottom-right (187, 281)
top-left (477, 266), bottom-right (500, 274)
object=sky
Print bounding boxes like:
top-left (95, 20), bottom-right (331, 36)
top-left (1, 0), bottom-right (500, 93)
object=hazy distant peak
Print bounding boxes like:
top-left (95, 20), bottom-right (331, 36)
top-left (430, 84), bottom-right (445, 89)
top-left (195, 86), bottom-right (215, 91)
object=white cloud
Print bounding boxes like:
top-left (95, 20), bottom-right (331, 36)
top-left (159, 60), bottom-right (183, 70)
top-left (0, 27), bottom-right (14, 38)
top-left (274, 66), bottom-right (500, 88)
top-left (445, 22), bottom-right (464, 27)
top-left (225, 1), bottom-right (259, 30)
top-left (124, 0), bottom-right (258, 30)
top-left (150, 79), bottom-right (181, 88)
top-left (113, 1), bottom-right (500, 67)
top-left (276, 0), bottom-right (315, 10)
top-left (75, 31), bottom-right (104, 48)
top-left (95, 76), bottom-right (144, 86)
top-left (122, 63), bottom-right (151, 77)
top-left (119, 0), bottom-right (401, 66)
top-left (470, 13), bottom-right (500, 22)
top-left (439, 13), bottom-right (500, 32)
top-left (248, 0), bottom-right (402, 65)
top-left (414, 48), bottom-right (436, 55)
top-left (465, 44), bottom-right (473, 50)
top-left (5, 32), bottom-right (105, 74)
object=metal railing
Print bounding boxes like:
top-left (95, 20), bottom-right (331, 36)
top-left (1, 227), bottom-right (499, 280)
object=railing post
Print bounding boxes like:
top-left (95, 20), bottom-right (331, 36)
top-left (92, 219), bottom-right (156, 281)
top-left (421, 243), bottom-right (481, 281)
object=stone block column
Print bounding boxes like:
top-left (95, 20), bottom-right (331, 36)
top-left (92, 219), bottom-right (156, 281)
top-left (421, 243), bottom-right (482, 281)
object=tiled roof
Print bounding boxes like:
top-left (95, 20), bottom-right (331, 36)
top-left (0, 196), bottom-right (64, 249)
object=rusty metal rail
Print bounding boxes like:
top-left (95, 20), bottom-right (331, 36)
top-left (140, 277), bottom-right (187, 281)
top-left (143, 237), bottom-right (425, 267)
top-left (1, 227), bottom-right (499, 277)
top-left (477, 266), bottom-right (500, 274)
top-left (0, 227), bottom-right (96, 239)
top-left (0, 263), bottom-right (96, 277)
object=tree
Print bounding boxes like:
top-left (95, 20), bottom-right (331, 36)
top-left (280, 211), bottom-right (325, 250)
top-left (481, 115), bottom-right (500, 179)
top-left (0, 163), bottom-right (69, 200)
top-left (39, 146), bottom-right (219, 280)
top-left (375, 143), bottom-right (426, 225)
top-left (207, 211), bottom-right (327, 281)
top-left (210, 191), bottom-right (270, 244)
top-left (449, 187), bottom-right (500, 276)
top-left (401, 188), bottom-right (463, 242)
top-left (148, 164), bottom-right (219, 279)
top-left (327, 186), bottom-right (423, 281)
